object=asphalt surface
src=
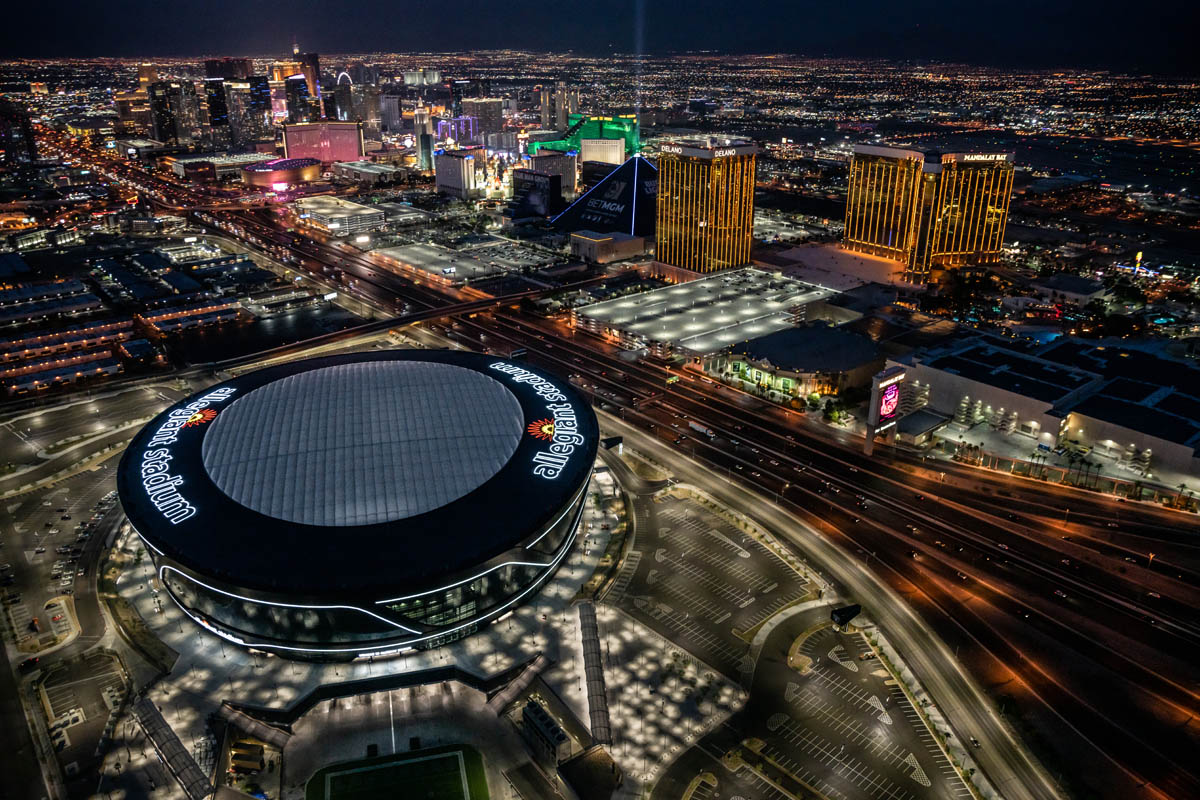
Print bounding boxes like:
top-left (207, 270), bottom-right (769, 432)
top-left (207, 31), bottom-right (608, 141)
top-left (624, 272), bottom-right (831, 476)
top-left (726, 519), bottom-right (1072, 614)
top-left (174, 205), bottom-right (1198, 798)
top-left (605, 415), bottom-right (1063, 800)
top-left (21, 135), bottom-right (1198, 797)
top-left (465, 312), bottom-right (1198, 800)
top-left (1, 464), bottom-right (126, 800)
top-left (652, 606), bottom-right (973, 800)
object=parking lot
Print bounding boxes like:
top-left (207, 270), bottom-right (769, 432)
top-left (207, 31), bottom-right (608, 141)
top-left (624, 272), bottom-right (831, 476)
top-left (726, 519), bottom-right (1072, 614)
top-left (608, 493), bottom-right (812, 679)
top-left (462, 239), bottom-right (555, 271)
top-left (41, 650), bottom-right (127, 763)
top-left (748, 625), bottom-right (971, 800)
top-left (1, 471), bottom-right (117, 654)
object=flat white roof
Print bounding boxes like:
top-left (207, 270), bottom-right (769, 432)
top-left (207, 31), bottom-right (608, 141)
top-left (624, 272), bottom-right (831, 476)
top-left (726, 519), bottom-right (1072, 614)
top-left (201, 361), bottom-right (523, 527)
top-left (577, 268), bottom-right (834, 354)
top-left (294, 195), bottom-right (383, 219)
top-left (374, 243), bottom-right (503, 281)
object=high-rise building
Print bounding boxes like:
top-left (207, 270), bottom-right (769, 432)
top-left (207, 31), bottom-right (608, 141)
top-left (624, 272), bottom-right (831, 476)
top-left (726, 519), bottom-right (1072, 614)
top-left (246, 75), bottom-right (272, 130)
top-left (580, 137), bottom-right (624, 165)
top-left (449, 78), bottom-right (488, 117)
top-left (435, 149), bottom-right (480, 199)
top-left (403, 68), bottom-right (441, 87)
top-left (527, 114), bottom-right (638, 157)
top-left (462, 98), bottom-right (504, 137)
top-left (272, 60), bottom-right (305, 83)
top-left (329, 83), bottom-right (353, 122)
top-left (380, 94), bottom-right (402, 132)
top-left (656, 137), bottom-right (756, 274)
top-left (282, 121), bottom-right (365, 163)
top-left (437, 116), bottom-right (478, 144)
top-left (148, 81), bottom-right (200, 145)
top-left (298, 52), bottom-right (321, 100)
top-left (843, 144), bottom-right (1015, 283)
top-left (137, 63), bottom-right (159, 91)
top-left (352, 85), bottom-right (381, 137)
top-left (413, 106), bottom-right (433, 138)
top-left (417, 133), bottom-right (434, 171)
top-left (0, 100), bottom-right (38, 164)
top-left (203, 78), bottom-right (231, 148)
top-left (284, 75), bottom-right (317, 123)
top-left (205, 58), bottom-right (253, 80)
top-left (530, 151), bottom-right (578, 195)
top-left (539, 81), bottom-right (579, 131)
top-left (114, 90), bottom-right (151, 133)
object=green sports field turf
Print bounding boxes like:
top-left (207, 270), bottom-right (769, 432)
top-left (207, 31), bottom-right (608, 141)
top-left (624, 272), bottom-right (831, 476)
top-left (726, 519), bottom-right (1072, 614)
top-left (305, 745), bottom-right (489, 800)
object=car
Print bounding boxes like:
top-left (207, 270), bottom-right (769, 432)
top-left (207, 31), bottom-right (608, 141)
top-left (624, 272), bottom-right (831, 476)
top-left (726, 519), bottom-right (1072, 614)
top-left (957, 572), bottom-right (968, 581)
top-left (0, 563), bottom-right (10, 572)
top-left (18, 657), bottom-right (39, 672)
top-left (34, 547), bottom-right (45, 554)
top-left (51, 614), bottom-right (63, 622)
top-left (48, 528), bottom-right (60, 535)
top-left (61, 514), bottom-right (71, 520)
top-left (1147, 591), bottom-right (1162, 599)
top-left (970, 737), bottom-right (981, 749)
top-left (909, 551), bottom-right (919, 559)
top-left (1054, 590), bottom-right (1068, 599)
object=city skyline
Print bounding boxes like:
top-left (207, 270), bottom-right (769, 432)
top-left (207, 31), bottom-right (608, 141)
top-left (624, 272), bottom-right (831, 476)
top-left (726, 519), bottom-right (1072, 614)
top-left (0, 21), bottom-right (1197, 800)
top-left (0, 0), bottom-right (1196, 74)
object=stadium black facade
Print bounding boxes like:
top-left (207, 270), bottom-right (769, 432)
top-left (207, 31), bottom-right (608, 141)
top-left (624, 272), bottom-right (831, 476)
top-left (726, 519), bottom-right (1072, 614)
top-left (117, 350), bottom-right (598, 659)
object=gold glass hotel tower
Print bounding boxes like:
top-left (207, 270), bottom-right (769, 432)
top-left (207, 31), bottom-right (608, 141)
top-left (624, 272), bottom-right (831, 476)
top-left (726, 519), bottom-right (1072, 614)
top-left (844, 144), bottom-right (1014, 282)
top-left (656, 137), bottom-right (757, 273)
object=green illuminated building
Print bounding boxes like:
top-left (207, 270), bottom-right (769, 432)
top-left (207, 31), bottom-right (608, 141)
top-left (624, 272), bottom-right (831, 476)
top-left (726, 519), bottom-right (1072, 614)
top-left (528, 114), bottom-right (640, 156)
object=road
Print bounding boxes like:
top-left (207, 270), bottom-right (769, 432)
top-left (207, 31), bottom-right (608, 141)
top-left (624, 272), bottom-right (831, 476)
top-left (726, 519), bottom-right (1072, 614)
top-left (206, 199), bottom-right (1199, 799)
top-left (32, 134), bottom-right (1200, 798)
top-left (472, 312), bottom-right (1198, 800)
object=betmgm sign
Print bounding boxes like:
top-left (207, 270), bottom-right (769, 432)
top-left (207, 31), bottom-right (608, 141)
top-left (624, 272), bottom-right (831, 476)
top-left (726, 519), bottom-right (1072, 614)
top-left (864, 366), bottom-right (906, 456)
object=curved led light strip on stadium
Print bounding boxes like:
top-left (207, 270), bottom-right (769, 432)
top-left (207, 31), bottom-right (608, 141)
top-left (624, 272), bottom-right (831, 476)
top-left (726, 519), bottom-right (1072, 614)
top-left (118, 350), bottom-right (598, 660)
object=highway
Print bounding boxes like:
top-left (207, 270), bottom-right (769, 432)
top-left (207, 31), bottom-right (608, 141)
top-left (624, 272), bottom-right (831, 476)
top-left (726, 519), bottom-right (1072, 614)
top-left (464, 310), bottom-right (1199, 800)
top-left (200, 195), bottom-right (1200, 800)
top-left (36, 134), bottom-right (1200, 799)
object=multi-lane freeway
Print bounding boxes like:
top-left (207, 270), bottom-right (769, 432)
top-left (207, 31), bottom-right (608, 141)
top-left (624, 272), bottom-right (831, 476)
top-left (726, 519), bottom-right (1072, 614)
top-left (203, 204), bottom-right (1199, 800)
top-left (31, 133), bottom-right (1200, 799)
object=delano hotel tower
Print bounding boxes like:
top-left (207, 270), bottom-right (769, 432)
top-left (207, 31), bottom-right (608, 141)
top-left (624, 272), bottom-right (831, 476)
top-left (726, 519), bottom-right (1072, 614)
top-left (656, 137), bottom-right (757, 275)
top-left (844, 144), bottom-right (1014, 283)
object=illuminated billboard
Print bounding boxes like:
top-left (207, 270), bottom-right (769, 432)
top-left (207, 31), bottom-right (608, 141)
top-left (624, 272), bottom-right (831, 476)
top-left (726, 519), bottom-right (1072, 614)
top-left (879, 382), bottom-right (900, 420)
top-left (282, 121), bottom-right (365, 164)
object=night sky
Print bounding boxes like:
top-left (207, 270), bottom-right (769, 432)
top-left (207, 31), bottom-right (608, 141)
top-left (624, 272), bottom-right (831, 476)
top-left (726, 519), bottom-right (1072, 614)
top-left (2, 0), bottom-right (1196, 74)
